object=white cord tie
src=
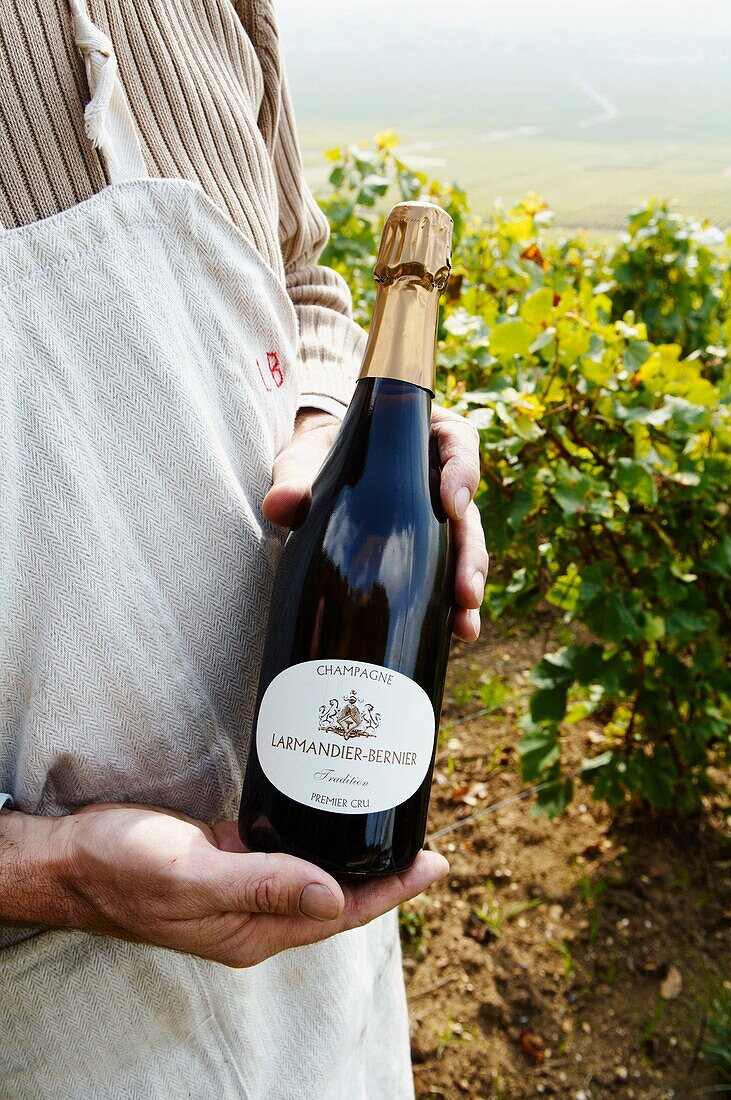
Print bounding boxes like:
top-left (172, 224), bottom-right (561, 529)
top-left (68, 0), bottom-right (148, 183)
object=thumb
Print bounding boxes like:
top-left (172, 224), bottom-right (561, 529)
top-left (205, 849), bottom-right (346, 923)
top-left (262, 445), bottom-right (313, 529)
top-left (263, 414), bottom-right (338, 528)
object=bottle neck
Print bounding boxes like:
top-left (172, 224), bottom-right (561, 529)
top-left (358, 276), bottom-right (440, 393)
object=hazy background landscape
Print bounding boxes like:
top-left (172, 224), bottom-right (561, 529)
top-left (277, 0), bottom-right (731, 232)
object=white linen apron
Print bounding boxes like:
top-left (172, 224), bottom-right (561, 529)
top-left (0, 4), bottom-right (412, 1097)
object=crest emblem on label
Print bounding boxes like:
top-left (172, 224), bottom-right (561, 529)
top-left (319, 689), bottom-right (381, 740)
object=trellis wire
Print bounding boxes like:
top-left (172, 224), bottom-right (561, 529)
top-left (429, 704), bottom-right (582, 843)
top-left (426, 778), bottom-right (562, 843)
top-left (439, 705), bottom-right (496, 734)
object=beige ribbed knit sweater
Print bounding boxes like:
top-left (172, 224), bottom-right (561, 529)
top-left (0, 0), bottom-right (364, 412)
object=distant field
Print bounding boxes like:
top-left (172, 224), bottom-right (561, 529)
top-left (279, 1), bottom-right (731, 233)
top-left (299, 127), bottom-right (731, 232)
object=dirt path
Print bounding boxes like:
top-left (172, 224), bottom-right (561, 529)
top-left (404, 622), bottom-right (730, 1099)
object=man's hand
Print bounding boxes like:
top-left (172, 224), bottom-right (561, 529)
top-left (265, 407), bottom-right (488, 642)
top-left (0, 804), bottom-right (448, 967)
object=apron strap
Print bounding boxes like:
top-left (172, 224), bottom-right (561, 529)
top-left (69, 0), bottom-right (149, 184)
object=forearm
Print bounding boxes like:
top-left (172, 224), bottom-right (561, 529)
top-left (0, 808), bottom-right (78, 928)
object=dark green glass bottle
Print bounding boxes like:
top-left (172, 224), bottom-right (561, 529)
top-left (239, 202), bottom-right (454, 876)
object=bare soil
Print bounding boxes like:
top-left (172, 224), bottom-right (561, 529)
top-left (403, 618), bottom-right (730, 1100)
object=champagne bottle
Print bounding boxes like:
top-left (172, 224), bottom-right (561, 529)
top-left (239, 201), bottom-right (455, 876)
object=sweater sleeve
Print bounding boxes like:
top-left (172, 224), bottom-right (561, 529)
top-left (273, 73), bottom-right (366, 417)
top-left (234, 0), bottom-right (366, 417)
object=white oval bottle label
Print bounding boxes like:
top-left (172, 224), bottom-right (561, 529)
top-left (256, 660), bottom-right (436, 815)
